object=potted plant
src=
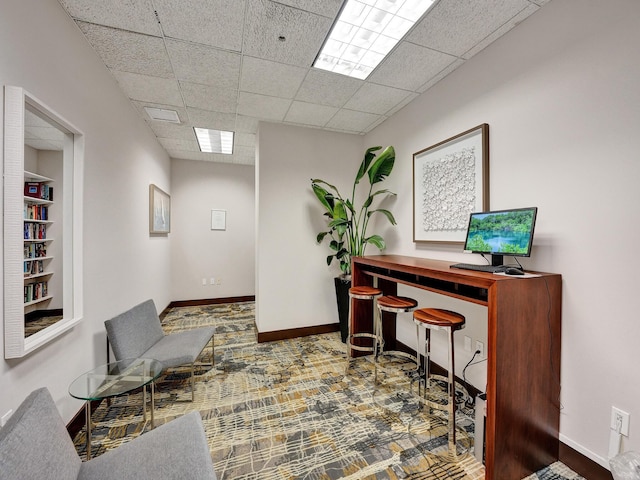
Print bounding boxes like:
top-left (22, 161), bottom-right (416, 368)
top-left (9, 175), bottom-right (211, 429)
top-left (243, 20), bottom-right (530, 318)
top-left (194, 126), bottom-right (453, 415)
top-left (311, 145), bottom-right (396, 342)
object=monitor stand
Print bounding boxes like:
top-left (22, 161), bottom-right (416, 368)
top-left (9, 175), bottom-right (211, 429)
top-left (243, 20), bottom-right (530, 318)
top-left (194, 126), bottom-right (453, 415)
top-left (491, 254), bottom-right (504, 267)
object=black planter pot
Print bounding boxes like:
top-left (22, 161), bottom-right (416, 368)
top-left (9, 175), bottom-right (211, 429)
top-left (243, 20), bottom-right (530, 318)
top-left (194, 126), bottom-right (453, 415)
top-left (334, 276), bottom-right (351, 343)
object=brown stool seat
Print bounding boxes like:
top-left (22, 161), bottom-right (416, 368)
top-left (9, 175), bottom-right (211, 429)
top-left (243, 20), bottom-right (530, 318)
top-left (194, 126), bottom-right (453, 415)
top-left (377, 295), bottom-right (418, 311)
top-left (414, 308), bottom-right (466, 331)
top-left (349, 286), bottom-right (382, 298)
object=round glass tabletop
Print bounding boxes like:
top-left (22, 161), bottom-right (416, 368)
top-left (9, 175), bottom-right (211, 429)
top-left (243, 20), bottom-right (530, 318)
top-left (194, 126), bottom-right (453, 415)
top-left (69, 358), bottom-right (164, 401)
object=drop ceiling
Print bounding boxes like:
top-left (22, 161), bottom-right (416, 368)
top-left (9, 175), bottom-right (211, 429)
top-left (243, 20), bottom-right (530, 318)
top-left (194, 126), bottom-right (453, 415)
top-left (57, 0), bottom-right (550, 165)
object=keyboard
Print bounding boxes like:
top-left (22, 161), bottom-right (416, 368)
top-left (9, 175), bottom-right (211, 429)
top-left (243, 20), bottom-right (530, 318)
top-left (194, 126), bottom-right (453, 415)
top-left (450, 263), bottom-right (505, 273)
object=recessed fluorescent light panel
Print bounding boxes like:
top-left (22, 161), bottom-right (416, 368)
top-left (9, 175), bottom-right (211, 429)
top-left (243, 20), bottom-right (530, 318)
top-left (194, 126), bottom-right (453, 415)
top-left (144, 107), bottom-right (180, 123)
top-left (313, 0), bottom-right (434, 79)
top-left (194, 128), bottom-right (234, 154)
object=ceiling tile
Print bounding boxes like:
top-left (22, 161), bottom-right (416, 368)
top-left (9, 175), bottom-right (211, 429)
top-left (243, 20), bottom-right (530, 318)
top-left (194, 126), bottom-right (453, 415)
top-left (295, 69), bottom-right (362, 107)
top-left (186, 108), bottom-right (236, 131)
top-left (325, 109), bottom-right (381, 133)
top-left (166, 149), bottom-right (233, 162)
top-left (149, 123), bottom-right (197, 141)
top-left (240, 57), bottom-right (307, 98)
top-left (364, 116), bottom-right (388, 133)
top-left (235, 115), bottom-right (260, 133)
top-left (284, 101), bottom-right (338, 127)
top-left (344, 84), bottom-right (414, 115)
top-left (235, 132), bottom-right (256, 147)
top-left (237, 92), bottom-right (291, 121)
top-left (417, 58), bottom-right (465, 93)
top-left (58, 0), bottom-right (161, 36)
top-left (180, 82), bottom-right (238, 113)
top-left (243, 0), bottom-right (333, 67)
top-left (384, 93), bottom-right (419, 117)
top-left (407, 0), bottom-right (531, 58)
top-left (368, 42), bottom-right (457, 91)
top-left (132, 101), bottom-right (189, 124)
top-left (271, 0), bottom-right (343, 18)
top-left (112, 71), bottom-right (183, 105)
top-left (232, 145), bottom-right (257, 165)
top-left (77, 22), bottom-right (173, 77)
top-left (166, 39), bottom-right (241, 89)
top-left (463, 4), bottom-right (539, 58)
top-left (159, 138), bottom-right (201, 152)
top-left (153, 0), bottom-right (245, 51)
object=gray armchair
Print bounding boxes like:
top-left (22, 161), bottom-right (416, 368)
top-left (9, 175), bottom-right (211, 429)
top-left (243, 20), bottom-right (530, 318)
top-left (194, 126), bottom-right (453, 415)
top-left (0, 387), bottom-right (217, 480)
top-left (105, 299), bottom-right (215, 401)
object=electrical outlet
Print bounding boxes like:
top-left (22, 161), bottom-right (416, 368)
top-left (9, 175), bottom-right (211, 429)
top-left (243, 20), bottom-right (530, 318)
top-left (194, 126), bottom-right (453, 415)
top-left (475, 340), bottom-right (485, 358)
top-left (1, 409), bottom-right (13, 427)
top-left (464, 336), bottom-right (472, 352)
top-left (611, 407), bottom-right (630, 436)
top-left (202, 278), bottom-right (207, 286)
top-left (216, 278), bottom-right (222, 285)
top-left (210, 277), bottom-right (215, 285)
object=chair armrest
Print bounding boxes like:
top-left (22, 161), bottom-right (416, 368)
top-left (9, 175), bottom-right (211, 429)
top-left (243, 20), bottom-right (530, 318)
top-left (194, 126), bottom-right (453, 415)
top-left (77, 412), bottom-right (217, 480)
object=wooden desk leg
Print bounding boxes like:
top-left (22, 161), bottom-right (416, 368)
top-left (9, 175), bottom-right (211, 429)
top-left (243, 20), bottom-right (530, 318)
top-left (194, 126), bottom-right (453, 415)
top-left (85, 401), bottom-right (92, 460)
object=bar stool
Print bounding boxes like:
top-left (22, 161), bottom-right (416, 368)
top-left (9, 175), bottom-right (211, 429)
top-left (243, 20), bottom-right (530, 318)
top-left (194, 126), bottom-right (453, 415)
top-left (375, 295), bottom-right (419, 384)
top-left (345, 285), bottom-right (382, 377)
top-left (414, 308), bottom-right (467, 458)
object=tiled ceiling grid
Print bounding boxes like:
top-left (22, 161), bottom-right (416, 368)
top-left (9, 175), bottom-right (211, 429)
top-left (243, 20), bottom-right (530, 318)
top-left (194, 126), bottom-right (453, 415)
top-left (57, 0), bottom-right (550, 165)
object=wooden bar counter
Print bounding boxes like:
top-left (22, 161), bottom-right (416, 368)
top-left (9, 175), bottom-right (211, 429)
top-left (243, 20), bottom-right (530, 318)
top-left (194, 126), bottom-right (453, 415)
top-left (351, 255), bottom-right (562, 480)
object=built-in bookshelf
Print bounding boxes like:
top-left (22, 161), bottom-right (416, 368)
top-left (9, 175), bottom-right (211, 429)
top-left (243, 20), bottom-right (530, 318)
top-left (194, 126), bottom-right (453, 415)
top-left (23, 171), bottom-right (54, 308)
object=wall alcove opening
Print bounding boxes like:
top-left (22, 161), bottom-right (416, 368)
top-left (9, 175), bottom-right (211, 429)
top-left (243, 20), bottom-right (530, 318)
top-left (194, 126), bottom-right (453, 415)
top-left (3, 86), bottom-right (84, 358)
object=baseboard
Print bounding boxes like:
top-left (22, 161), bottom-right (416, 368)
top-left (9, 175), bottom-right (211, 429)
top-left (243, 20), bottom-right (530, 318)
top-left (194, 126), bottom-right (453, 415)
top-left (559, 439), bottom-right (613, 480)
top-left (257, 323), bottom-right (340, 343)
top-left (167, 296), bottom-right (255, 308)
top-left (25, 308), bottom-right (63, 322)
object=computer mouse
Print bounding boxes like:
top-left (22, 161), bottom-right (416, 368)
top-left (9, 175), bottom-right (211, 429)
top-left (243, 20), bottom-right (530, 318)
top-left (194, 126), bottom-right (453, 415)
top-left (505, 267), bottom-right (524, 276)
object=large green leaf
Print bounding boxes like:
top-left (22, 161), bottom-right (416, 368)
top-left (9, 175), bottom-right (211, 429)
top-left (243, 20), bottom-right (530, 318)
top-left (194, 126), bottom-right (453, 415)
top-left (365, 234), bottom-right (386, 250)
top-left (355, 146), bottom-right (382, 185)
top-left (312, 183), bottom-right (334, 213)
top-left (316, 231), bottom-right (330, 243)
top-left (367, 146), bottom-right (395, 185)
top-left (367, 208), bottom-right (396, 225)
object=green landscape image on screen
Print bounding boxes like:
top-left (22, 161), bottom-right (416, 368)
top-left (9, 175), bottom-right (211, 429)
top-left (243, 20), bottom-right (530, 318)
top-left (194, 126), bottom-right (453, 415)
top-left (466, 209), bottom-right (535, 254)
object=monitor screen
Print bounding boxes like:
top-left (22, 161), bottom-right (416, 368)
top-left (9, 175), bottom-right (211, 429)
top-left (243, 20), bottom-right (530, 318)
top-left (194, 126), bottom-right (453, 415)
top-left (463, 207), bottom-right (538, 257)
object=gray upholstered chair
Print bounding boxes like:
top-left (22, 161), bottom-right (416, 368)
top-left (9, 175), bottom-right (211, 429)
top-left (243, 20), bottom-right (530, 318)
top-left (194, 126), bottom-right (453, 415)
top-left (0, 387), bottom-right (217, 480)
top-left (105, 299), bottom-right (215, 401)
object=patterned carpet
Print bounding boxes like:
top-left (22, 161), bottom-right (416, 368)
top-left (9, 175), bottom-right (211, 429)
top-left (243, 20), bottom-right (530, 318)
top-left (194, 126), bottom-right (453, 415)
top-left (73, 302), bottom-right (584, 480)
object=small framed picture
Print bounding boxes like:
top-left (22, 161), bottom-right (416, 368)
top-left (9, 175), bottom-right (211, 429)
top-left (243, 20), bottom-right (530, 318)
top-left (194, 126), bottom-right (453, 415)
top-left (211, 209), bottom-right (226, 231)
top-left (149, 184), bottom-right (170, 234)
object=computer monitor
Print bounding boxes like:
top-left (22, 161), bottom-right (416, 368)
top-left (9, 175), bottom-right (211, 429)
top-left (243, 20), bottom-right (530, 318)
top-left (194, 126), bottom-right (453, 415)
top-left (463, 207), bottom-right (538, 266)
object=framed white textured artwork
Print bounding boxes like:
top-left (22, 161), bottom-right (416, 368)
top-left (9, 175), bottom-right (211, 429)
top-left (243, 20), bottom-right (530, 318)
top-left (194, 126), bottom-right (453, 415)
top-left (413, 124), bottom-right (489, 243)
top-left (149, 184), bottom-right (171, 234)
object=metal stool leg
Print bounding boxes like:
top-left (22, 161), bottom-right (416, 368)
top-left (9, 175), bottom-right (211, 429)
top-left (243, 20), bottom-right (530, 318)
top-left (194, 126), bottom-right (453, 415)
top-left (447, 327), bottom-right (457, 455)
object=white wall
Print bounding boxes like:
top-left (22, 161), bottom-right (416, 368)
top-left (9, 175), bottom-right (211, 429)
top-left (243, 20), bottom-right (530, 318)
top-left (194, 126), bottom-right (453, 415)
top-left (256, 122), bottom-right (364, 333)
top-left (364, 0), bottom-right (640, 469)
top-left (170, 158), bottom-right (255, 301)
top-left (0, 0), bottom-right (171, 422)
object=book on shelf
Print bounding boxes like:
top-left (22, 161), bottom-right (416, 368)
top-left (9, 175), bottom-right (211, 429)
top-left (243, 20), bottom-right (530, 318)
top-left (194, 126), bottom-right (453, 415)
top-left (23, 223), bottom-right (47, 240)
top-left (24, 204), bottom-right (48, 221)
top-left (23, 182), bottom-right (53, 201)
top-left (24, 281), bottom-right (48, 303)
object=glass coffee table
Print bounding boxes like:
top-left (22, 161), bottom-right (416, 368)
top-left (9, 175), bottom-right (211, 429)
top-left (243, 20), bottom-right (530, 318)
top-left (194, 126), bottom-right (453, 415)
top-left (69, 358), bottom-right (163, 459)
